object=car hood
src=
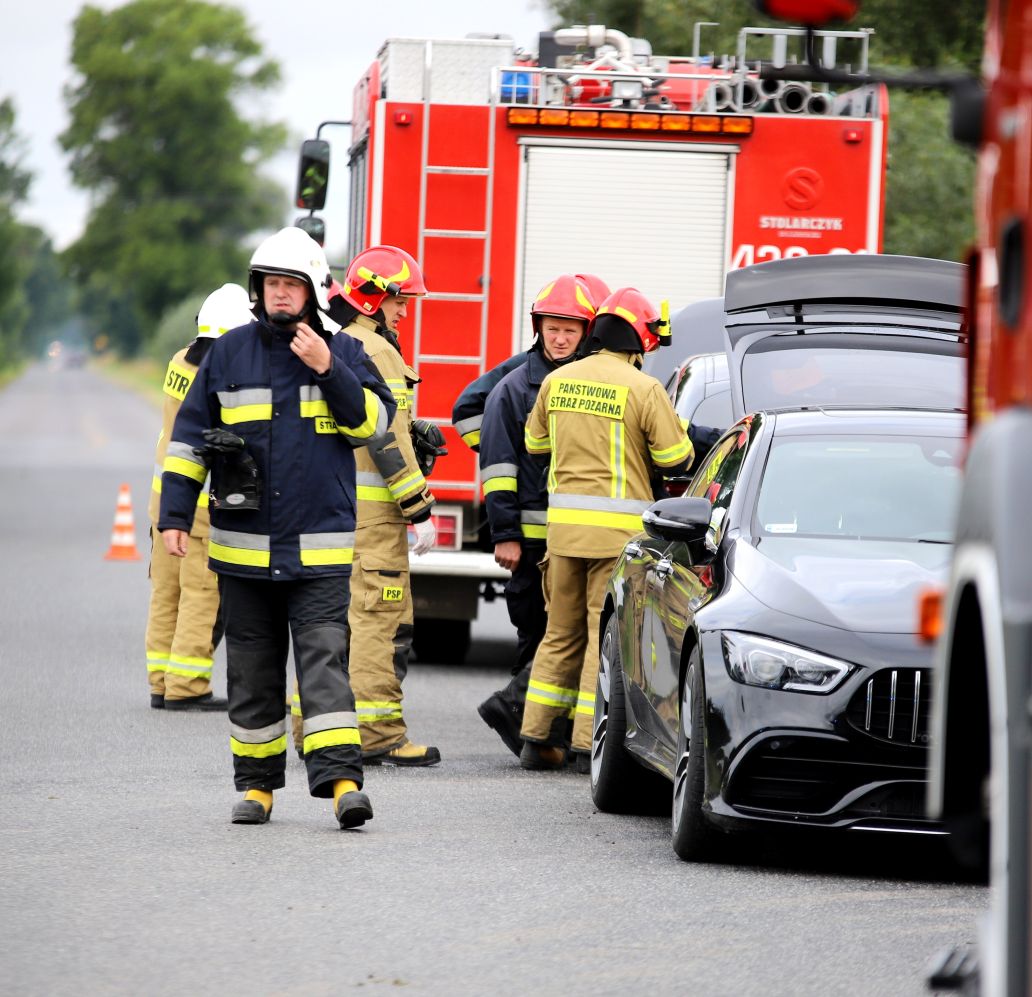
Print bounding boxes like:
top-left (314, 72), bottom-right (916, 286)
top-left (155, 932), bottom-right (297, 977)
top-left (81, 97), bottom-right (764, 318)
top-left (729, 536), bottom-right (952, 634)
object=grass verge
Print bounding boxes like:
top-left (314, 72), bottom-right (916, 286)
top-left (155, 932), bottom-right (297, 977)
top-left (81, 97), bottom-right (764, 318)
top-left (91, 353), bottom-right (165, 409)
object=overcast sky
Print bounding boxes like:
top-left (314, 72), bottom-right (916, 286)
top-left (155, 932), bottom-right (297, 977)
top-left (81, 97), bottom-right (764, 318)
top-left (7, 0), bottom-right (553, 251)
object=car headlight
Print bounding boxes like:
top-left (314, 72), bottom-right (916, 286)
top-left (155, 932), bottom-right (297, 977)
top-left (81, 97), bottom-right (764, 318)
top-left (721, 632), bottom-right (853, 694)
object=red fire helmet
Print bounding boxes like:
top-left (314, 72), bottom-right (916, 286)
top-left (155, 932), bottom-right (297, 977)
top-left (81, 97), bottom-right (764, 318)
top-left (530, 274), bottom-right (597, 327)
top-left (340, 245), bottom-right (427, 314)
top-left (574, 273), bottom-right (611, 309)
top-left (590, 287), bottom-right (672, 354)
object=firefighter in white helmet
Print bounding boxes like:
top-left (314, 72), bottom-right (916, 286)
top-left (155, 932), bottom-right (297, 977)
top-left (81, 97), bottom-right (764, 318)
top-left (145, 283), bottom-right (252, 710)
top-left (159, 226), bottom-right (396, 829)
top-left (520, 288), bottom-right (694, 771)
top-left (319, 245), bottom-right (443, 766)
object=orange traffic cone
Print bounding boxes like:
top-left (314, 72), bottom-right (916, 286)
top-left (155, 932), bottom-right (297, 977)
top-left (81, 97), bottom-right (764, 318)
top-left (104, 483), bottom-right (142, 561)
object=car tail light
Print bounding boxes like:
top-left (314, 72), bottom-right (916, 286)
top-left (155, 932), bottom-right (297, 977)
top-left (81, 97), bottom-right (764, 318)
top-left (407, 504), bottom-right (463, 551)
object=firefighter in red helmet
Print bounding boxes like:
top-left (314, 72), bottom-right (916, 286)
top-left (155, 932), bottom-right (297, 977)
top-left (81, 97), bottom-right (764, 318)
top-left (476, 274), bottom-right (598, 754)
top-left (520, 287), bottom-right (691, 771)
top-left (323, 245), bottom-right (443, 766)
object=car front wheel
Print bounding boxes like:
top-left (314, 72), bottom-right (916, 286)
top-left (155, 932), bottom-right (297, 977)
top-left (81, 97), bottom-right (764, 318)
top-left (591, 613), bottom-right (668, 814)
top-left (672, 649), bottom-right (716, 861)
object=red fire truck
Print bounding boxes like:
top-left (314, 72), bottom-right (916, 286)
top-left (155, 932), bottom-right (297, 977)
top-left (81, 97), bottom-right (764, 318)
top-left (296, 21), bottom-right (889, 661)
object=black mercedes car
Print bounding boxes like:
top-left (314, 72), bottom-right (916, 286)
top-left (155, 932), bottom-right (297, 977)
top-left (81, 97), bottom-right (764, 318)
top-left (591, 407), bottom-right (965, 861)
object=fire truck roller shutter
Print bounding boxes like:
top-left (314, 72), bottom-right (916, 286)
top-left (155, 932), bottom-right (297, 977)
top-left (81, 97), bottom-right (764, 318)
top-left (517, 144), bottom-right (732, 352)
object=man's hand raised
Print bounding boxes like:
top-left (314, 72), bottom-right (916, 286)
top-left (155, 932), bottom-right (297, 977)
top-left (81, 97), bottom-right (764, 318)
top-left (291, 322), bottom-right (332, 375)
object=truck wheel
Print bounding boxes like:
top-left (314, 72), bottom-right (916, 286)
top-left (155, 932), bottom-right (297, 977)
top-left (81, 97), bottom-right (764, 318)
top-left (413, 618), bottom-right (471, 664)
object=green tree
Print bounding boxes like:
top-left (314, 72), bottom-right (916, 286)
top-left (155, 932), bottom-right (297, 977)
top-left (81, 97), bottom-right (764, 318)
top-left (60, 0), bottom-right (286, 355)
top-left (0, 97), bottom-right (33, 369)
top-left (884, 91), bottom-right (975, 259)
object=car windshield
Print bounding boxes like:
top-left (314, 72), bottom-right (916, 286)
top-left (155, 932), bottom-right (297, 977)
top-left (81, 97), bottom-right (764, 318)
top-left (755, 433), bottom-right (963, 542)
top-left (741, 333), bottom-right (964, 413)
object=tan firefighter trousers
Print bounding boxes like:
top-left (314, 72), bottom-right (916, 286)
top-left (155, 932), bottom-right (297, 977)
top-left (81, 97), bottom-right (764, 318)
top-left (145, 527), bottom-right (220, 700)
top-left (520, 552), bottom-right (617, 754)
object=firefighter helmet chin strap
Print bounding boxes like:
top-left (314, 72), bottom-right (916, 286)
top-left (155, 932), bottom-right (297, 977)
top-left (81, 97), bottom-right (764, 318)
top-left (646, 300), bottom-right (672, 348)
top-left (356, 266), bottom-right (402, 298)
top-left (266, 300), bottom-right (310, 327)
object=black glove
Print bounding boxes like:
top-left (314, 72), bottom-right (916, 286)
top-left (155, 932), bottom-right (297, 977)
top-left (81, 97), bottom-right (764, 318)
top-left (193, 428), bottom-right (261, 511)
top-left (193, 428), bottom-right (248, 457)
top-left (411, 419), bottom-right (448, 477)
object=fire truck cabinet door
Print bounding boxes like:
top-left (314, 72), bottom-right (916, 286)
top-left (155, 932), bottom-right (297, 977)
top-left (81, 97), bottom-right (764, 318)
top-left (517, 142), bottom-right (733, 351)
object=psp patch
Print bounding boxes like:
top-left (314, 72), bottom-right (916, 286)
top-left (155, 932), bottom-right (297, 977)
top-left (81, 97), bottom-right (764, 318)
top-left (382, 586), bottom-right (404, 602)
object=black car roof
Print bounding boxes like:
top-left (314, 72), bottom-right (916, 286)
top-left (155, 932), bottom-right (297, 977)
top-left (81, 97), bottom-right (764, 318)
top-left (764, 406), bottom-right (965, 435)
top-left (724, 254), bottom-right (965, 316)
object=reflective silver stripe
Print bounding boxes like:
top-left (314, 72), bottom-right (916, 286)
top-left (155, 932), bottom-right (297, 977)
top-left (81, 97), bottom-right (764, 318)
top-left (299, 532), bottom-right (355, 550)
top-left (230, 719), bottom-right (286, 743)
top-left (548, 493), bottom-right (651, 514)
top-left (302, 711), bottom-right (358, 737)
top-left (217, 388), bottom-right (273, 407)
top-left (166, 441), bottom-right (206, 466)
top-left (209, 528), bottom-right (270, 551)
top-left (299, 385), bottom-right (324, 402)
top-left (356, 470), bottom-right (387, 487)
top-left (521, 510), bottom-right (547, 525)
top-left (482, 462), bottom-right (519, 480)
top-left (454, 415), bottom-right (482, 437)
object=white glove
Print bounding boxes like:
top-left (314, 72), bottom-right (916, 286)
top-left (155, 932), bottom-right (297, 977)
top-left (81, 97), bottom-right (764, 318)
top-left (411, 518), bottom-right (436, 556)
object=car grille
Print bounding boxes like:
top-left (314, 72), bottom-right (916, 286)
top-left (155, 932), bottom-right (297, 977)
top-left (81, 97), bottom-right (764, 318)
top-left (726, 735), bottom-right (928, 818)
top-left (846, 668), bottom-right (933, 747)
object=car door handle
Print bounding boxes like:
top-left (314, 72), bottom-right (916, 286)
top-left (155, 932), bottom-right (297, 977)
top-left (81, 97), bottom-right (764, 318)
top-left (655, 558), bottom-right (673, 579)
top-left (625, 541), bottom-right (643, 558)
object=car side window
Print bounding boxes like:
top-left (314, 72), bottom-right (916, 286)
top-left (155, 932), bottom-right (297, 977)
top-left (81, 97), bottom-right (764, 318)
top-left (688, 416), bottom-right (758, 545)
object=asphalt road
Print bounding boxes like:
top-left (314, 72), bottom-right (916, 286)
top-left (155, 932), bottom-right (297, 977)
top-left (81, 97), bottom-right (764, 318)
top-left (0, 361), bottom-right (986, 996)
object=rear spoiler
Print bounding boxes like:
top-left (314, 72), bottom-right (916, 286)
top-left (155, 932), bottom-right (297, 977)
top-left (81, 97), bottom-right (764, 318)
top-left (723, 254), bottom-right (966, 316)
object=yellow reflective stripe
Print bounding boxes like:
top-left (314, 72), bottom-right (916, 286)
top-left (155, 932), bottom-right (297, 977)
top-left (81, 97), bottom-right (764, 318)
top-left (338, 389), bottom-right (382, 440)
top-left (389, 472), bottom-right (426, 500)
top-left (231, 734), bottom-right (287, 758)
top-left (651, 437), bottom-right (692, 465)
top-left (462, 430), bottom-right (481, 448)
top-left (196, 491), bottom-right (209, 508)
top-left (547, 507), bottom-right (644, 531)
top-left (527, 679), bottom-right (578, 709)
top-left (610, 422), bottom-right (626, 500)
top-left (575, 692), bottom-right (596, 716)
top-left (525, 429), bottom-right (550, 453)
top-left (356, 700), bottom-right (404, 721)
top-left (146, 651), bottom-right (169, 673)
top-left (521, 523), bottom-right (548, 539)
top-left (166, 654), bottom-right (214, 678)
top-left (614, 305), bottom-right (638, 323)
top-left (209, 541), bottom-right (271, 568)
top-left (152, 474), bottom-right (162, 494)
top-left (221, 404), bottom-right (272, 424)
top-left (357, 485), bottom-right (393, 502)
top-left (300, 399), bottom-right (330, 418)
top-left (304, 728), bottom-right (361, 753)
top-left (164, 455), bottom-right (207, 482)
top-left (299, 547), bottom-right (354, 567)
top-left (483, 476), bottom-right (517, 495)
top-left (547, 414), bottom-right (557, 491)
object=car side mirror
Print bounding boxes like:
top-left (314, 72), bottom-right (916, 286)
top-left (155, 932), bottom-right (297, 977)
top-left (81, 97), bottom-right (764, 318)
top-left (643, 497), bottom-right (715, 562)
top-left (296, 138), bottom-right (330, 210)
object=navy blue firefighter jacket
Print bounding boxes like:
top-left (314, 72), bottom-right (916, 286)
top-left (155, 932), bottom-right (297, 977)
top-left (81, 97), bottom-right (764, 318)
top-left (478, 348), bottom-right (556, 547)
top-left (158, 317), bottom-right (396, 580)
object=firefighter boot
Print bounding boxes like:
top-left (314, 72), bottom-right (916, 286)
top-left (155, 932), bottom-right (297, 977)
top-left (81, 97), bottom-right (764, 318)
top-left (334, 779), bottom-right (373, 829)
top-left (520, 741), bottom-right (566, 771)
top-left (165, 692), bottom-right (228, 711)
top-left (477, 666), bottom-right (528, 757)
top-left (365, 739), bottom-right (441, 767)
top-left (231, 789), bottom-right (273, 825)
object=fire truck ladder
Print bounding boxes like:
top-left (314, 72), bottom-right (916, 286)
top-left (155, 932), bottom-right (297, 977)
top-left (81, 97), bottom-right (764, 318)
top-left (413, 41), bottom-right (498, 494)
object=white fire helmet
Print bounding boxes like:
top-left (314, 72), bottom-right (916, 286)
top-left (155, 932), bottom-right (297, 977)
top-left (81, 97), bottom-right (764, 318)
top-left (248, 226), bottom-right (334, 313)
top-left (196, 283), bottom-right (253, 338)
